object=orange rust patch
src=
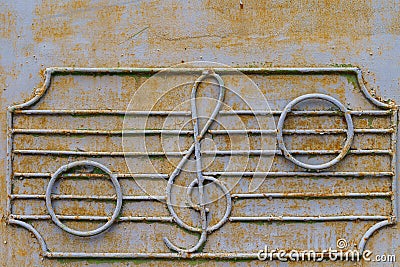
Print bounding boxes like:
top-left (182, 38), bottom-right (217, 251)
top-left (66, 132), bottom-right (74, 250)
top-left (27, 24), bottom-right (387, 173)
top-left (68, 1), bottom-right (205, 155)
top-left (0, 10), bottom-right (16, 38)
top-left (33, 19), bottom-right (75, 43)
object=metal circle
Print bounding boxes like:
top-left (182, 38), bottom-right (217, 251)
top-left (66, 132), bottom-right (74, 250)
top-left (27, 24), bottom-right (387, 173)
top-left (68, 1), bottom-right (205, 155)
top-left (46, 160), bottom-right (123, 236)
top-left (277, 94), bottom-right (354, 170)
top-left (167, 175), bottom-right (232, 234)
top-left (185, 176), bottom-right (232, 233)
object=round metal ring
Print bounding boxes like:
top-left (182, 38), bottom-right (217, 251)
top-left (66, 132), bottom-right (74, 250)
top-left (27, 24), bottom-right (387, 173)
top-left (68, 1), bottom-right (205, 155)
top-left (186, 176), bottom-right (232, 233)
top-left (277, 93), bottom-right (354, 170)
top-left (45, 160), bottom-right (123, 236)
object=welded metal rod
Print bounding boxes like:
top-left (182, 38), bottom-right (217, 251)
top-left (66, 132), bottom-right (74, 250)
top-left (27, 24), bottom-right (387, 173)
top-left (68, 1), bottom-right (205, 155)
top-left (12, 149), bottom-right (392, 156)
top-left (204, 171), bottom-right (394, 177)
top-left (231, 192), bottom-right (392, 198)
top-left (12, 128), bottom-right (394, 135)
top-left (14, 171), bottom-right (394, 179)
top-left (10, 214), bottom-right (388, 222)
top-left (13, 109), bottom-right (392, 116)
top-left (11, 194), bottom-right (166, 201)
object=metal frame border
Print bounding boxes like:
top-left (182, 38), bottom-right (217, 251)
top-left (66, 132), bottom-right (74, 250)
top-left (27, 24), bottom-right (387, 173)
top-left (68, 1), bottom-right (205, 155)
top-left (6, 67), bottom-right (397, 259)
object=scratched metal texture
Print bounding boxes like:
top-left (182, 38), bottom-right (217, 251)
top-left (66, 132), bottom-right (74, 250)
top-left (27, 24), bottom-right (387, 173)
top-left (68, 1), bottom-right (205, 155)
top-left (1, 1), bottom-right (400, 267)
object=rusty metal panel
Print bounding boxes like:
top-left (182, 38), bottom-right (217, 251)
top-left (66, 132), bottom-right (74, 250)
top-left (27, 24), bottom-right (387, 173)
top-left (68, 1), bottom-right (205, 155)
top-left (2, 1), bottom-right (400, 266)
top-left (5, 66), bottom-right (398, 262)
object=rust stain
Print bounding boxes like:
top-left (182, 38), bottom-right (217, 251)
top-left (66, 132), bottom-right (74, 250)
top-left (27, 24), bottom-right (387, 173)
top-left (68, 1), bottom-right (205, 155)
top-left (2, 0), bottom-right (399, 264)
top-left (142, 0), bottom-right (375, 59)
top-left (0, 62), bottom-right (6, 93)
top-left (33, 0), bottom-right (127, 45)
top-left (0, 10), bottom-right (16, 39)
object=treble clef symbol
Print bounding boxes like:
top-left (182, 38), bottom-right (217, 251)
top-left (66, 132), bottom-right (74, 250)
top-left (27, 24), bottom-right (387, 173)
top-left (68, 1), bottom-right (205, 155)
top-left (163, 70), bottom-right (232, 253)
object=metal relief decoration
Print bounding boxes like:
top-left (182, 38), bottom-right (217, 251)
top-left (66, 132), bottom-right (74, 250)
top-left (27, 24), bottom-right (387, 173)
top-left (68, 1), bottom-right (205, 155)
top-left (6, 66), bottom-right (397, 260)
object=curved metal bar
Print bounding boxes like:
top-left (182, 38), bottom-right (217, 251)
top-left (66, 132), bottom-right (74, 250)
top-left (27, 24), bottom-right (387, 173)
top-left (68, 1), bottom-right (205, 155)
top-left (186, 176), bottom-right (232, 233)
top-left (163, 231), bottom-right (208, 253)
top-left (8, 219), bottom-right (48, 254)
top-left (354, 68), bottom-right (394, 109)
top-left (45, 160), bottom-right (123, 237)
top-left (358, 220), bottom-right (392, 252)
top-left (277, 93), bottom-right (354, 170)
top-left (7, 67), bottom-right (395, 112)
top-left (8, 68), bottom-right (53, 111)
top-left (164, 70), bottom-right (230, 253)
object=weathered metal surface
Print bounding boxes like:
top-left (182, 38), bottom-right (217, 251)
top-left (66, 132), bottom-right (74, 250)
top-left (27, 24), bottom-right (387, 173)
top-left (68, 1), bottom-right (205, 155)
top-left (4, 66), bottom-right (397, 263)
top-left (1, 1), bottom-right (400, 266)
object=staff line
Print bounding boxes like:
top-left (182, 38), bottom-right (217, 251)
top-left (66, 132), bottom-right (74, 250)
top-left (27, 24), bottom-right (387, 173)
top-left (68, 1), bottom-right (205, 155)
top-left (9, 214), bottom-right (390, 222)
top-left (13, 171), bottom-right (394, 178)
top-left (12, 149), bottom-right (393, 156)
top-left (10, 192), bottom-right (392, 201)
top-left (13, 109), bottom-right (393, 116)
